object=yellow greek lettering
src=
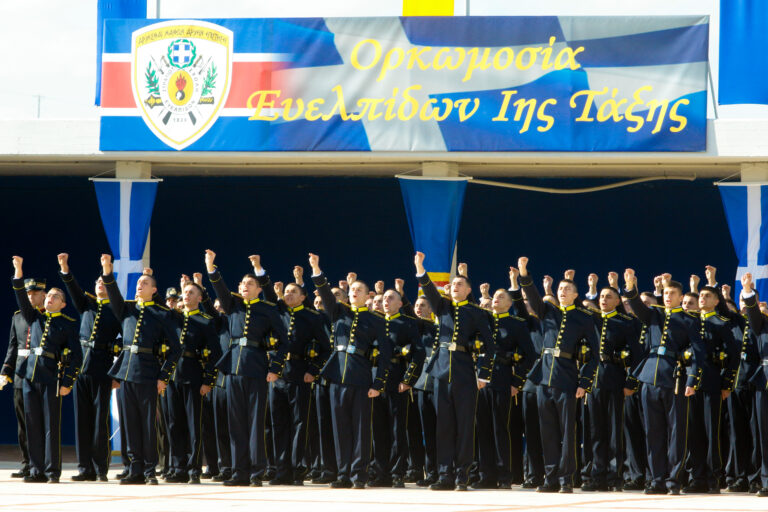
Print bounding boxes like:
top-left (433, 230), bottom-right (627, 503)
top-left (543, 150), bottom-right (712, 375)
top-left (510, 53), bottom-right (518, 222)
top-left (645, 99), bottom-right (670, 134)
top-left (492, 48), bottom-right (514, 70)
top-left (513, 98), bottom-right (537, 133)
top-left (596, 88), bottom-right (627, 123)
top-left (540, 36), bottom-right (557, 70)
top-left (537, 99), bottom-right (557, 132)
top-left (463, 47), bottom-right (492, 82)
top-left (281, 97), bottom-right (304, 122)
top-left (624, 86), bottom-right (651, 133)
top-left (570, 88), bottom-right (607, 122)
top-left (378, 47), bottom-right (405, 82)
top-left (433, 48), bottom-right (466, 70)
top-left (383, 88), bottom-right (399, 120)
top-left (515, 47), bottom-right (539, 71)
top-left (247, 90), bottom-right (280, 121)
top-left (454, 97), bottom-right (479, 122)
top-left (492, 90), bottom-right (517, 121)
top-left (397, 85), bottom-right (422, 121)
top-left (321, 85), bottom-right (351, 121)
top-left (304, 98), bottom-right (325, 121)
top-left (406, 46), bottom-right (433, 71)
top-left (350, 39), bottom-right (382, 71)
top-left (669, 98), bottom-right (689, 133)
top-left (555, 45), bottom-right (584, 70)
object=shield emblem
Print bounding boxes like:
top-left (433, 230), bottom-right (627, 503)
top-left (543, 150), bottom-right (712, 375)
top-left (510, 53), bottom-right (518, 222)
top-left (131, 20), bottom-right (233, 150)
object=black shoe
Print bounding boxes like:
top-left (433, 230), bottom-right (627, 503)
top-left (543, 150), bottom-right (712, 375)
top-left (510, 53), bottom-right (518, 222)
top-left (682, 482), bottom-right (708, 494)
top-left (263, 469), bottom-right (276, 481)
top-left (201, 471), bottom-right (213, 479)
top-left (727, 482), bottom-right (748, 492)
top-left (750, 481), bottom-right (762, 494)
top-left (581, 481), bottom-right (609, 492)
top-left (404, 470), bottom-right (421, 483)
top-left (470, 479), bottom-right (497, 489)
top-left (120, 475), bottom-right (146, 485)
top-left (306, 470), bottom-right (321, 481)
top-left (623, 480), bottom-right (644, 491)
top-left (330, 478), bottom-right (352, 489)
top-left (497, 482), bottom-right (512, 489)
top-left (11, 469), bottom-right (29, 478)
top-left (115, 469), bottom-right (129, 480)
top-left (292, 479), bottom-right (304, 486)
top-left (189, 475), bottom-right (201, 485)
top-left (353, 481), bottom-right (366, 489)
top-left (708, 487), bottom-right (720, 494)
top-left (98, 474), bottom-right (108, 482)
top-left (367, 478), bottom-right (393, 487)
top-left (222, 478), bottom-right (250, 487)
top-left (668, 488), bottom-right (680, 495)
top-left (212, 472), bottom-right (231, 482)
top-left (24, 474), bottom-right (48, 483)
top-left (559, 485), bottom-right (573, 494)
top-left (456, 483), bottom-right (468, 491)
top-left (536, 483), bottom-right (560, 493)
top-left (758, 487), bottom-right (768, 497)
top-left (430, 479), bottom-right (455, 491)
top-left (416, 477), bottom-right (437, 487)
top-left (147, 477), bottom-right (158, 485)
top-left (312, 474), bottom-right (336, 484)
top-left (71, 473), bottom-right (97, 482)
top-left (47, 476), bottom-right (59, 483)
top-left (250, 477), bottom-right (262, 487)
top-left (269, 478), bottom-right (292, 486)
top-left (522, 479), bottom-right (541, 489)
top-left (644, 485), bottom-right (667, 495)
top-left (392, 478), bottom-right (405, 489)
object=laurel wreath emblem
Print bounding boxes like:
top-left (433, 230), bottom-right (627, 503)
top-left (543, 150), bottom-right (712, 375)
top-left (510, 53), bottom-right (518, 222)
top-left (201, 63), bottom-right (217, 96)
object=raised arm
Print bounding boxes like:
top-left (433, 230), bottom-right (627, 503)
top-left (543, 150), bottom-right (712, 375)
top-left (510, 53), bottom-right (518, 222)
top-left (58, 253), bottom-right (89, 315)
top-left (205, 250), bottom-right (234, 314)
top-left (100, 254), bottom-right (127, 320)
top-left (309, 253), bottom-right (340, 320)
top-left (293, 266), bottom-right (314, 309)
top-left (414, 252), bottom-right (444, 313)
top-left (517, 257), bottom-right (545, 320)
top-left (11, 256), bottom-right (36, 324)
top-left (741, 272), bottom-right (764, 333)
top-left (250, 254), bottom-right (279, 303)
top-left (509, 266), bottom-right (531, 321)
top-left (622, 268), bottom-right (652, 326)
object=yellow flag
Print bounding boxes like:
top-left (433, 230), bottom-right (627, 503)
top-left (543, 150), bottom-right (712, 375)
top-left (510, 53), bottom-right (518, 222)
top-left (402, 0), bottom-right (454, 16)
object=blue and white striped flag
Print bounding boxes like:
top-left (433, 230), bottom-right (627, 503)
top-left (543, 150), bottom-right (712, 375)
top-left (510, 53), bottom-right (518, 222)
top-left (92, 177), bottom-right (159, 455)
top-left (718, 183), bottom-right (768, 300)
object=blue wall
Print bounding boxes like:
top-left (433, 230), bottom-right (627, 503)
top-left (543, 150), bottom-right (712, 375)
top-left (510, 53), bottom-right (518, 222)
top-left (0, 175), bottom-right (737, 446)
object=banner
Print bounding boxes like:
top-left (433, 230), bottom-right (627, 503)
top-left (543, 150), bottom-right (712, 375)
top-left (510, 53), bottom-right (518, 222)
top-left (399, 176), bottom-right (468, 289)
top-left (719, 0), bottom-right (768, 105)
top-left (99, 16), bottom-right (708, 152)
top-left (718, 183), bottom-right (768, 300)
top-left (95, 0), bottom-right (146, 106)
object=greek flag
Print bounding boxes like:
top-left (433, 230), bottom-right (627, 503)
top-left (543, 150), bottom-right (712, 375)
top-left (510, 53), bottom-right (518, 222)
top-left (398, 176), bottom-right (468, 289)
top-left (718, 183), bottom-right (768, 299)
top-left (92, 178), bottom-right (159, 456)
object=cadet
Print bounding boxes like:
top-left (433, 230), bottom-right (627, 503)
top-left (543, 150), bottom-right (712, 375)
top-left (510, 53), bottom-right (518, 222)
top-left (369, 288), bottom-right (423, 488)
top-left (309, 253), bottom-right (391, 489)
top-left (205, 249), bottom-right (288, 487)
top-left (622, 269), bottom-right (705, 495)
top-left (57, 253), bottom-right (121, 482)
top-left (473, 267), bottom-right (536, 489)
top-left (581, 284), bottom-right (643, 491)
top-left (252, 256), bottom-right (331, 486)
top-left (207, 297), bottom-right (233, 482)
top-left (101, 254), bottom-right (181, 485)
top-left (1, 275), bottom-right (46, 478)
top-left (413, 251), bottom-right (493, 491)
top-left (11, 256), bottom-right (82, 483)
top-left (165, 281), bottom-right (221, 484)
top-left (517, 257), bottom-right (600, 493)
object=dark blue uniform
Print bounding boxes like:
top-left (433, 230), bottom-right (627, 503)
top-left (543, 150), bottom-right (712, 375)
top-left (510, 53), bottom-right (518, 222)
top-left (312, 272), bottom-right (390, 487)
top-left (475, 308), bottom-right (536, 488)
top-left (166, 308), bottom-right (221, 481)
top-left (59, 271), bottom-right (122, 479)
top-left (417, 273), bottom-right (493, 488)
top-left (258, 274), bottom-right (331, 485)
top-left (584, 309), bottom-right (643, 490)
top-left (624, 288), bottom-right (705, 493)
top-left (103, 273), bottom-right (181, 482)
top-left (685, 310), bottom-right (739, 492)
top-left (370, 312), bottom-right (422, 486)
top-left (12, 278), bottom-right (82, 481)
top-left (208, 269), bottom-right (287, 485)
top-left (412, 314), bottom-right (439, 485)
top-left (519, 274), bottom-right (600, 491)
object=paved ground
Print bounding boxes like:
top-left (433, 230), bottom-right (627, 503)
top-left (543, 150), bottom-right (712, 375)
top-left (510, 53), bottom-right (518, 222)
top-left (0, 460), bottom-right (765, 512)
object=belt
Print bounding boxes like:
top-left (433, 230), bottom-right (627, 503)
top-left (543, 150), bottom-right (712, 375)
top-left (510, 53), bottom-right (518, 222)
top-left (599, 353), bottom-right (625, 364)
top-left (32, 347), bottom-right (57, 360)
top-left (495, 354), bottom-right (515, 365)
top-left (17, 349), bottom-right (30, 358)
top-left (231, 337), bottom-right (267, 349)
top-left (542, 347), bottom-right (572, 360)
top-left (123, 345), bottom-right (154, 355)
top-left (438, 342), bottom-right (468, 353)
top-left (81, 339), bottom-right (108, 351)
top-left (649, 346), bottom-right (678, 359)
top-left (335, 344), bottom-right (363, 356)
top-left (182, 350), bottom-right (198, 359)
top-left (285, 352), bottom-right (304, 361)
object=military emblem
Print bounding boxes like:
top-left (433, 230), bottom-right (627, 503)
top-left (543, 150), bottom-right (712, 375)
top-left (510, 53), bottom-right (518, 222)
top-left (131, 20), bottom-right (233, 150)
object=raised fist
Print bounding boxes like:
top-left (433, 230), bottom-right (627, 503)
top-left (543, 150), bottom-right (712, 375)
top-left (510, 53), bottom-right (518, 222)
top-left (57, 253), bottom-right (69, 272)
top-left (457, 262), bottom-right (468, 277)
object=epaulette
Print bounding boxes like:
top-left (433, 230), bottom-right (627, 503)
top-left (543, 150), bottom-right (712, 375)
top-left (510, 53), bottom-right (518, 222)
top-left (305, 308), bottom-right (321, 316)
top-left (651, 304), bottom-right (665, 309)
top-left (617, 312), bottom-right (634, 321)
top-left (126, 300), bottom-right (138, 303)
top-left (13, 310), bottom-right (20, 315)
top-left (510, 314), bottom-right (526, 322)
top-left (468, 303), bottom-right (486, 310)
top-left (261, 300), bottom-right (276, 306)
top-left (85, 292), bottom-right (97, 299)
top-left (155, 304), bottom-right (170, 311)
top-left (200, 312), bottom-right (213, 320)
top-left (62, 314), bottom-right (77, 322)
top-left (231, 292), bottom-right (243, 299)
top-left (403, 314), bottom-right (419, 322)
top-left (576, 306), bottom-right (594, 315)
top-left (717, 315), bottom-right (730, 322)
top-left (684, 310), bottom-right (698, 319)
top-left (587, 306), bottom-right (601, 314)
top-left (371, 310), bottom-right (385, 318)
